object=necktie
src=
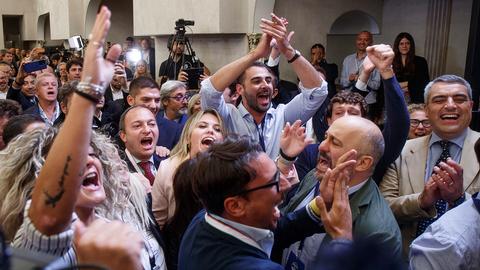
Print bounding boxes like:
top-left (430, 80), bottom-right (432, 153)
top-left (138, 161), bottom-right (155, 186)
top-left (416, 140), bottom-right (450, 237)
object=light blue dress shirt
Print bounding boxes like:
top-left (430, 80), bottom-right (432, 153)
top-left (409, 194), bottom-right (480, 270)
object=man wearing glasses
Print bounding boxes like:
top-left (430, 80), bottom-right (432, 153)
top-left (178, 135), bottom-right (350, 270)
top-left (380, 75), bottom-right (480, 258)
top-left (407, 103), bottom-right (432, 139)
top-left (159, 80), bottom-right (189, 125)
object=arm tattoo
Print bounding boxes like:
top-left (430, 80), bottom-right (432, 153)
top-left (43, 155), bottom-right (71, 208)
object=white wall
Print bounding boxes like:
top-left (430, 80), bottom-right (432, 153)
top-left (446, 0), bottom-right (473, 76)
top-left (273, 0), bottom-right (383, 82)
top-left (0, 0), bottom-right (474, 79)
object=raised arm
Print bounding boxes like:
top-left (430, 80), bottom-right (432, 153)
top-left (208, 34), bottom-right (271, 92)
top-left (365, 45), bottom-right (409, 183)
top-left (28, 6), bottom-right (121, 235)
top-left (260, 14), bottom-right (322, 89)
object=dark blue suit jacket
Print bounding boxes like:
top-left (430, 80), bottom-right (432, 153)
top-left (7, 86), bottom-right (36, 111)
top-left (178, 208), bottom-right (322, 270)
top-left (155, 114), bottom-right (182, 150)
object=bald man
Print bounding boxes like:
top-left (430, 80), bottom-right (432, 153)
top-left (277, 116), bottom-right (402, 268)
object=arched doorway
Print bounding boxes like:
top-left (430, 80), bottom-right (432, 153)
top-left (326, 10), bottom-right (380, 78)
top-left (85, 0), bottom-right (133, 44)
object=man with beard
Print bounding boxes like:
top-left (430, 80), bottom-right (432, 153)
top-left (200, 14), bottom-right (326, 159)
top-left (159, 80), bottom-right (189, 125)
top-left (278, 116), bottom-right (402, 268)
top-left (8, 61), bottom-right (38, 110)
top-left (294, 45), bottom-right (409, 183)
top-left (278, 44), bottom-right (406, 268)
top-left (158, 36), bottom-right (209, 84)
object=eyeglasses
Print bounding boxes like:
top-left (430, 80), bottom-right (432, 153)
top-left (168, 94), bottom-right (188, 102)
top-left (233, 171), bottom-right (280, 196)
top-left (410, 119), bottom-right (431, 127)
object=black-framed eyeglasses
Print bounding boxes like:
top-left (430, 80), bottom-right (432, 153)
top-left (233, 171), bottom-right (280, 196)
top-left (168, 94), bottom-right (188, 102)
top-left (410, 119), bottom-right (431, 128)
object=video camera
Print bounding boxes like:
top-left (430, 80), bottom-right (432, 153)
top-left (174, 19), bottom-right (194, 43)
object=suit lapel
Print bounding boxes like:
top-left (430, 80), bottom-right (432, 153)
top-left (461, 129), bottom-right (480, 190)
top-left (405, 136), bottom-right (429, 193)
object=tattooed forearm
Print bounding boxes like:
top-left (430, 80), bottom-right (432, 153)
top-left (44, 155), bottom-right (72, 208)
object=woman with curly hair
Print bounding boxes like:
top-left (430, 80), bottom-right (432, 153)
top-left (0, 7), bottom-right (165, 269)
top-left (392, 32), bottom-right (430, 104)
top-left (152, 108), bottom-right (226, 229)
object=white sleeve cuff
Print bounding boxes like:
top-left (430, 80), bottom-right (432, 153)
top-left (355, 79), bottom-right (368, 91)
top-left (267, 55), bottom-right (280, 66)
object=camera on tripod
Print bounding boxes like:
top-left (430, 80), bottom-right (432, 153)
top-left (174, 19), bottom-right (194, 43)
top-left (160, 18), bottom-right (204, 89)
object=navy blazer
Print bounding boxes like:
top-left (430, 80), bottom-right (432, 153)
top-left (7, 86), bottom-right (36, 111)
top-left (155, 114), bottom-right (182, 150)
top-left (179, 208), bottom-right (322, 270)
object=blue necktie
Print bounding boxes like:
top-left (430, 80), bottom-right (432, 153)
top-left (416, 140), bottom-right (450, 237)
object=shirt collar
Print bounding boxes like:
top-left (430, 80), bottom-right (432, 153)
top-left (238, 102), bottom-right (274, 122)
top-left (429, 129), bottom-right (468, 149)
top-left (126, 148), bottom-right (154, 164)
top-left (207, 213), bottom-right (274, 256)
top-left (348, 178), bottom-right (368, 195)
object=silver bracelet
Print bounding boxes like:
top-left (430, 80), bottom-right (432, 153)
top-left (76, 81), bottom-right (105, 103)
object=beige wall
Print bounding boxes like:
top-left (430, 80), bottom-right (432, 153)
top-left (0, 0), bottom-right (474, 79)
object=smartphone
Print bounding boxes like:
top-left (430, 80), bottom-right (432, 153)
top-left (23, 60), bottom-right (48, 73)
top-left (184, 67), bottom-right (204, 89)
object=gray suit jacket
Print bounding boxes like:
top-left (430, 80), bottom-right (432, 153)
top-left (380, 128), bottom-right (480, 257)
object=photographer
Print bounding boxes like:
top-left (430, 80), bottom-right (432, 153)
top-left (158, 20), bottom-right (210, 89)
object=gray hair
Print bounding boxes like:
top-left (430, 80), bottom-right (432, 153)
top-left (159, 80), bottom-right (186, 108)
top-left (424, 75), bottom-right (472, 103)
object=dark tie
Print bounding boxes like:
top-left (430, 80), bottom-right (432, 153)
top-left (416, 140), bottom-right (450, 237)
top-left (138, 161), bottom-right (155, 186)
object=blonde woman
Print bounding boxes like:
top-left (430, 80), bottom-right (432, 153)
top-left (0, 7), bottom-right (165, 269)
top-left (134, 59), bottom-right (152, 79)
top-left (151, 109), bottom-right (226, 229)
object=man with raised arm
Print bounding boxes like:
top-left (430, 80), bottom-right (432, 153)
top-left (200, 13), bottom-right (327, 159)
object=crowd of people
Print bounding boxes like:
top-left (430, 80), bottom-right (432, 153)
top-left (0, 6), bottom-right (478, 270)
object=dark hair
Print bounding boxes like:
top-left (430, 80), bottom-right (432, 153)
top-left (392, 32), bottom-right (416, 77)
top-left (237, 61), bottom-right (273, 86)
top-left (326, 91), bottom-right (367, 119)
top-left (0, 99), bottom-right (22, 118)
top-left (118, 105), bottom-right (151, 132)
top-left (50, 53), bottom-right (61, 62)
top-left (57, 80), bottom-right (78, 105)
top-left (192, 136), bottom-right (262, 215)
top-left (311, 43), bottom-right (325, 52)
top-left (129, 76), bottom-right (160, 97)
top-left (3, 114), bottom-right (44, 145)
top-left (66, 58), bottom-right (83, 72)
top-left (163, 159), bottom-right (202, 270)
